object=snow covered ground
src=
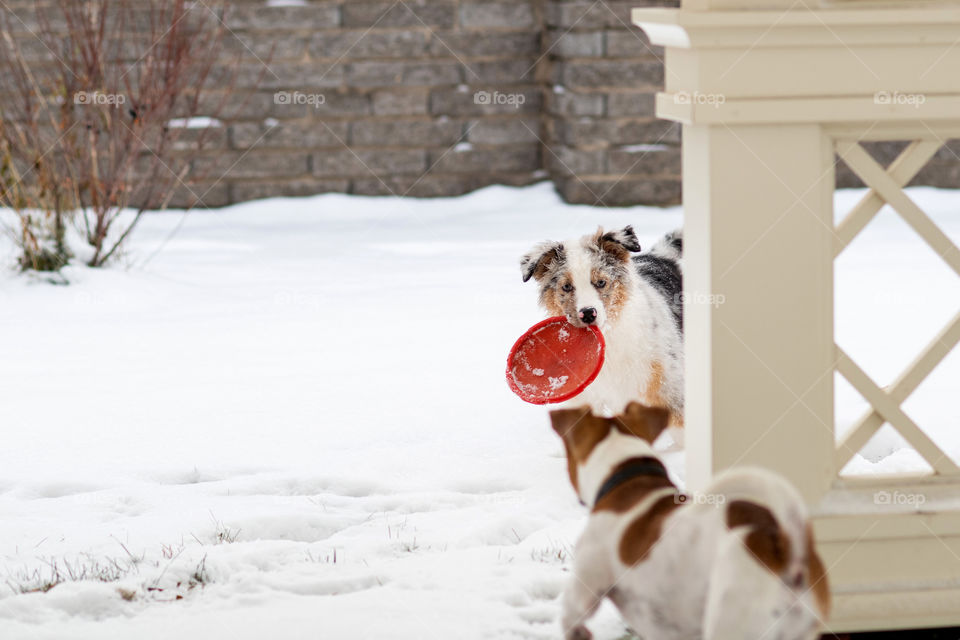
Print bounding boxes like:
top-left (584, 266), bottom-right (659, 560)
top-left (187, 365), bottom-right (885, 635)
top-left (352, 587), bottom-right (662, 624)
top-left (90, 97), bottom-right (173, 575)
top-left (0, 182), bottom-right (958, 639)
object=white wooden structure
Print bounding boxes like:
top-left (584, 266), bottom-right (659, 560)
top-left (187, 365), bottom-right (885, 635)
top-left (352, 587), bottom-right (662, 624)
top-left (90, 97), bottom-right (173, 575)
top-left (633, 1), bottom-right (960, 633)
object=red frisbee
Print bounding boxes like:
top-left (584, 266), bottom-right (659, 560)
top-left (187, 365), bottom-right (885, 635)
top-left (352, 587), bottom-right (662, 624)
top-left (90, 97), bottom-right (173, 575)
top-left (506, 317), bottom-right (605, 405)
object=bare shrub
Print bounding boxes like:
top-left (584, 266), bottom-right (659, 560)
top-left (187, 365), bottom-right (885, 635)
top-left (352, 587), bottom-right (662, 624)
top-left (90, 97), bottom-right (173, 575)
top-left (0, 0), bottom-right (251, 269)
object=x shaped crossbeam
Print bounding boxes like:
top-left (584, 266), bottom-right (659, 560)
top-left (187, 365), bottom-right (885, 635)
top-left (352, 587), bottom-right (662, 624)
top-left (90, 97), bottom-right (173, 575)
top-left (834, 139), bottom-right (960, 475)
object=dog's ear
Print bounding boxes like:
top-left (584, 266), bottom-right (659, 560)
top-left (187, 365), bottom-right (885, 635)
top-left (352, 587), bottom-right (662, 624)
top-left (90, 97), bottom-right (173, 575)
top-left (521, 241), bottom-right (564, 283)
top-left (549, 406), bottom-right (592, 441)
top-left (596, 226), bottom-right (642, 261)
top-left (550, 406), bottom-right (614, 460)
top-left (550, 406), bottom-right (597, 494)
top-left (613, 402), bottom-right (670, 444)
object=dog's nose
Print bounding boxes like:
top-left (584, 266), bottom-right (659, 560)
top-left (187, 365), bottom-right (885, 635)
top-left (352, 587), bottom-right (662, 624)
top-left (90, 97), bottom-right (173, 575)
top-left (579, 307), bottom-right (597, 324)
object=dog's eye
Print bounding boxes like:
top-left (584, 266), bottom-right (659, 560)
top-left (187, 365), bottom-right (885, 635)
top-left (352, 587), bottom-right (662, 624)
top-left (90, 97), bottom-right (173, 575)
top-left (561, 283), bottom-right (573, 293)
top-left (594, 279), bottom-right (607, 289)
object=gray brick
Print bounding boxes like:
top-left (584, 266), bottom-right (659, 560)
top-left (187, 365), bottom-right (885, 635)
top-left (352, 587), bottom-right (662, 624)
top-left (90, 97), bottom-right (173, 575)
top-left (834, 159), bottom-right (864, 190)
top-left (861, 141), bottom-right (910, 166)
top-left (312, 149), bottom-right (427, 177)
top-left (372, 89), bottom-right (430, 115)
top-left (351, 175), bottom-right (479, 197)
top-left (467, 118), bottom-right (541, 145)
top-left (309, 31), bottom-right (429, 60)
top-left (226, 5), bottom-right (341, 30)
top-left (167, 183), bottom-right (231, 209)
top-left (223, 63), bottom-right (345, 90)
top-left (547, 90), bottom-right (605, 117)
top-left (546, 59), bottom-right (566, 87)
top-left (429, 31), bottom-right (540, 58)
top-left (347, 61), bottom-right (461, 87)
top-left (343, 2), bottom-right (456, 28)
top-left (352, 172), bottom-right (537, 197)
top-left (467, 59), bottom-right (537, 85)
top-left (430, 87), bottom-right (542, 115)
top-left (0, 6), bottom-right (68, 33)
top-left (350, 119), bottom-right (464, 146)
top-left (231, 179), bottom-right (349, 202)
top-left (128, 153), bottom-right (190, 190)
top-left (556, 176), bottom-right (681, 206)
top-left (563, 60), bottom-right (663, 90)
top-left (220, 34), bottom-right (307, 62)
top-left (911, 161), bottom-right (960, 189)
top-left (193, 152), bottom-right (309, 180)
top-left (546, 146), bottom-right (606, 176)
top-left (546, 1), bottom-right (677, 29)
top-left (460, 2), bottom-right (535, 29)
top-left (248, 90), bottom-right (370, 118)
top-left (561, 119), bottom-right (679, 146)
top-left (933, 139), bottom-right (960, 162)
top-left (546, 31), bottom-right (604, 58)
top-left (131, 152), bottom-right (184, 181)
top-left (606, 92), bottom-right (656, 117)
top-left (168, 127), bottom-right (229, 153)
top-left (231, 121), bottom-right (349, 149)
top-left (307, 91), bottom-right (372, 116)
top-left (264, 90), bottom-right (354, 117)
top-left (605, 30), bottom-right (664, 58)
top-left (12, 38), bottom-right (66, 63)
top-left (428, 146), bottom-right (539, 173)
top-left (25, 6), bottom-right (210, 35)
top-left (199, 91), bottom-right (307, 120)
top-left (608, 145), bottom-right (681, 176)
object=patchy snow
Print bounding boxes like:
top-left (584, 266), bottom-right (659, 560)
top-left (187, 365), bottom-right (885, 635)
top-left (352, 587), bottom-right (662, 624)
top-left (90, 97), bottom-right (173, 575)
top-left (0, 182), bottom-right (958, 638)
top-left (619, 144), bottom-right (670, 153)
top-left (167, 117), bottom-right (223, 129)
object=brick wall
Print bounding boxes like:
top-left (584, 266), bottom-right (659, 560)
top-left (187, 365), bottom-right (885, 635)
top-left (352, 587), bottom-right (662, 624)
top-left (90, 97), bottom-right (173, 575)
top-left (543, 0), bottom-right (680, 206)
top-left (218, 0), bottom-right (682, 207)
top-left (2, 1), bottom-right (958, 208)
top-left (199, 0), bottom-right (546, 207)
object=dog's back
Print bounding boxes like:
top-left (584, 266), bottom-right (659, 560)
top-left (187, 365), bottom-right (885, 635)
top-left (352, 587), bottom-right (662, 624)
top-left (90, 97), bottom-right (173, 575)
top-left (633, 229), bottom-right (683, 330)
top-left (608, 467), bottom-right (829, 640)
top-left (550, 402), bottom-right (830, 640)
top-left (700, 467), bottom-right (829, 640)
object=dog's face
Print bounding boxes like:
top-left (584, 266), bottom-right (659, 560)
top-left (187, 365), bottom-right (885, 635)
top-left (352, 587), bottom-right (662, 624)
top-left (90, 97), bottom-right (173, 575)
top-left (520, 226), bottom-right (642, 329)
top-left (549, 402), bottom-right (670, 504)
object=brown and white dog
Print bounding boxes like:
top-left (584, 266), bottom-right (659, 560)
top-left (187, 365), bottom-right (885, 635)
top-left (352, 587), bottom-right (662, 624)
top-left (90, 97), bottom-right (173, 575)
top-left (521, 227), bottom-right (683, 427)
top-left (550, 403), bottom-right (830, 640)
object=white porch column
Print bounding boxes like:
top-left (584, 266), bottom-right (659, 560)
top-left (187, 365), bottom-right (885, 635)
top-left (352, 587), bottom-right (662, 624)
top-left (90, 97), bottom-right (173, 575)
top-left (682, 123), bottom-right (835, 503)
top-left (635, 2), bottom-right (960, 633)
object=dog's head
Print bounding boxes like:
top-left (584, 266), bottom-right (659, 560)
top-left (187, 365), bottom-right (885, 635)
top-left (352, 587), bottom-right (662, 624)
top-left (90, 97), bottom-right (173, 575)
top-left (520, 226), bottom-right (642, 329)
top-left (549, 402), bottom-right (670, 505)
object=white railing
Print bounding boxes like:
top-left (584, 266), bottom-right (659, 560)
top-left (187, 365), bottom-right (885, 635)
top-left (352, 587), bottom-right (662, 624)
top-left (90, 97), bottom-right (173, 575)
top-left (635, 3), bottom-right (960, 633)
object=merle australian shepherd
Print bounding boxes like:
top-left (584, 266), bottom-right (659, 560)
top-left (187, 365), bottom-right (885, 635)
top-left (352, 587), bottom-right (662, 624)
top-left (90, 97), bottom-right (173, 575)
top-left (521, 226), bottom-right (684, 429)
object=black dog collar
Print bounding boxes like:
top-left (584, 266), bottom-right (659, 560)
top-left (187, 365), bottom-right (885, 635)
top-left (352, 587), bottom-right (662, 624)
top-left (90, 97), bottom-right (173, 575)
top-left (593, 457), bottom-right (669, 505)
